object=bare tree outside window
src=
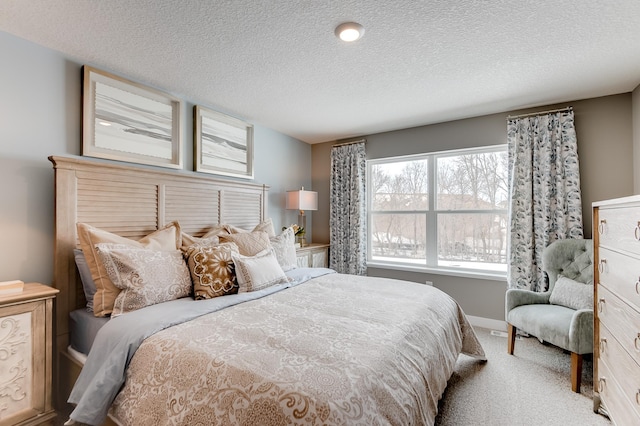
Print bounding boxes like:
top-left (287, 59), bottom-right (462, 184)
top-left (369, 146), bottom-right (508, 273)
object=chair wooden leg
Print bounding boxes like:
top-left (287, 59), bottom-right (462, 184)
top-left (507, 323), bottom-right (516, 355)
top-left (571, 352), bottom-right (583, 393)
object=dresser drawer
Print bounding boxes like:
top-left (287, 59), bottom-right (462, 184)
top-left (598, 205), bottom-right (640, 256)
top-left (598, 284), bottom-right (640, 367)
top-left (598, 247), bottom-right (640, 312)
top-left (599, 323), bottom-right (640, 419)
top-left (598, 358), bottom-right (640, 426)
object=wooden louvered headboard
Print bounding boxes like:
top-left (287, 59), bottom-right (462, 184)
top-left (49, 155), bottom-right (269, 355)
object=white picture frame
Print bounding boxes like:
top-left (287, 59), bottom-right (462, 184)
top-left (82, 66), bottom-right (182, 169)
top-left (194, 105), bottom-right (254, 179)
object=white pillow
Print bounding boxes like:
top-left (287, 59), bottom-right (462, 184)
top-left (232, 249), bottom-right (290, 293)
top-left (549, 275), bottom-right (593, 311)
top-left (269, 227), bottom-right (297, 271)
top-left (95, 243), bottom-right (192, 316)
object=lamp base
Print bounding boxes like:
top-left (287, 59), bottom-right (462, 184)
top-left (298, 212), bottom-right (307, 247)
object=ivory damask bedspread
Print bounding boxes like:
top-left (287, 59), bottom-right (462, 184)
top-left (107, 273), bottom-right (485, 425)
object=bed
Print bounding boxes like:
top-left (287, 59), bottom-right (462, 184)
top-left (50, 156), bottom-right (485, 426)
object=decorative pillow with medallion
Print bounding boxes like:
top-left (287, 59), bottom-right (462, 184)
top-left (184, 242), bottom-right (240, 299)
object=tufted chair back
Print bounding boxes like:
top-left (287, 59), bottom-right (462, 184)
top-left (541, 238), bottom-right (593, 292)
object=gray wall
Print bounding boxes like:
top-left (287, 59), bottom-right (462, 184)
top-left (312, 94), bottom-right (634, 321)
top-left (0, 31), bottom-right (311, 284)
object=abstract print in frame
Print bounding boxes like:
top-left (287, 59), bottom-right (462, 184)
top-left (82, 66), bottom-right (182, 169)
top-left (194, 105), bottom-right (254, 179)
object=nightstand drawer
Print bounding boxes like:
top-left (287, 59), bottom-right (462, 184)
top-left (295, 244), bottom-right (330, 268)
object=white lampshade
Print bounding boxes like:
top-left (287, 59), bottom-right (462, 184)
top-left (286, 188), bottom-right (318, 212)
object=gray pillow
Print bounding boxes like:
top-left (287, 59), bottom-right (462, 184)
top-left (549, 275), bottom-right (593, 310)
top-left (74, 248), bottom-right (97, 312)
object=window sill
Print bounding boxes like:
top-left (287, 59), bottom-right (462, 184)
top-left (366, 261), bottom-right (507, 282)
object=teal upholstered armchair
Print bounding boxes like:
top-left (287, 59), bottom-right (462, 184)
top-left (506, 239), bottom-right (594, 392)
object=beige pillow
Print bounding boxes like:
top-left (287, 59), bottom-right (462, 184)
top-left (270, 227), bottom-right (297, 271)
top-left (181, 225), bottom-right (229, 251)
top-left (224, 224), bottom-right (248, 234)
top-left (226, 219), bottom-right (276, 238)
top-left (184, 242), bottom-right (240, 299)
top-left (219, 231), bottom-right (271, 256)
top-left (252, 218), bottom-right (276, 237)
top-left (95, 244), bottom-right (192, 317)
top-left (77, 221), bottom-right (182, 317)
top-left (232, 249), bottom-right (290, 293)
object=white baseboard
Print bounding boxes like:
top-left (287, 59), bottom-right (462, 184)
top-left (466, 315), bottom-right (506, 332)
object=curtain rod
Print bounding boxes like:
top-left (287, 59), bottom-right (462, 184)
top-left (332, 138), bottom-right (366, 148)
top-left (507, 106), bottom-right (572, 120)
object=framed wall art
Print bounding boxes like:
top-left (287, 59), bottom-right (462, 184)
top-left (82, 66), bottom-right (182, 169)
top-left (194, 105), bottom-right (254, 179)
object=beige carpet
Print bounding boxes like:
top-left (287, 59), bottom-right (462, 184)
top-left (435, 327), bottom-right (611, 426)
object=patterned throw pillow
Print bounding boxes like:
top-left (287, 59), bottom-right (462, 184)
top-left (232, 249), bottom-right (290, 293)
top-left (184, 242), bottom-right (240, 299)
top-left (549, 275), bottom-right (593, 311)
top-left (269, 227), bottom-right (297, 271)
top-left (95, 244), bottom-right (192, 317)
top-left (219, 231), bottom-right (271, 256)
top-left (77, 221), bottom-right (182, 317)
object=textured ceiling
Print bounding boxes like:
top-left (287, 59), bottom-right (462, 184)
top-left (2, 1), bottom-right (640, 143)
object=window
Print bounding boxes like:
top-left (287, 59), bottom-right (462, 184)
top-left (367, 145), bottom-right (508, 275)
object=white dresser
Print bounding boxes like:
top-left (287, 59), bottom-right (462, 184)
top-left (594, 195), bottom-right (640, 424)
top-left (295, 243), bottom-right (330, 268)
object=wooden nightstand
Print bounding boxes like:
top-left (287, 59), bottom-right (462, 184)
top-left (295, 243), bottom-right (330, 268)
top-left (0, 283), bottom-right (59, 426)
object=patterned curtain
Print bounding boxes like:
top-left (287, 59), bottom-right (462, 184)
top-left (507, 109), bottom-right (583, 291)
top-left (330, 142), bottom-right (367, 275)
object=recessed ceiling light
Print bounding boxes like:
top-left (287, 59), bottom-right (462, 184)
top-left (335, 22), bottom-right (364, 42)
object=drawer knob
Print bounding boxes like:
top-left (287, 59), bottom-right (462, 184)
top-left (636, 279), bottom-right (640, 295)
top-left (637, 390), bottom-right (640, 405)
top-left (598, 219), bottom-right (607, 235)
top-left (599, 377), bottom-right (606, 393)
top-left (635, 222), bottom-right (640, 241)
top-left (598, 298), bottom-right (606, 313)
top-left (635, 334), bottom-right (640, 351)
top-left (599, 338), bottom-right (607, 354)
top-left (598, 259), bottom-right (607, 274)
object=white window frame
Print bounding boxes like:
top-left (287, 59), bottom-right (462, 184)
top-left (366, 144), bottom-right (508, 281)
